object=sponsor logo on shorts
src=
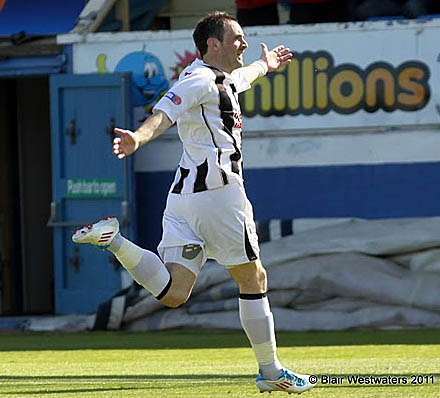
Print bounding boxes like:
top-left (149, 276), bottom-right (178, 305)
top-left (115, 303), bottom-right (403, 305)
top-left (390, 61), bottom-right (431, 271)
top-left (165, 91), bottom-right (182, 105)
top-left (182, 244), bottom-right (202, 260)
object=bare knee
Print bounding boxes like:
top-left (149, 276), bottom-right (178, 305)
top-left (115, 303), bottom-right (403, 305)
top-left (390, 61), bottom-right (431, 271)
top-left (242, 265), bottom-right (266, 290)
top-left (249, 265), bottom-right (267, 291)
top-left (160, 286), bottom-right (190, 308)
top-left (228, 260), bottom-right (267, 293)
top-left (159, 262), bottom-right (196, 308)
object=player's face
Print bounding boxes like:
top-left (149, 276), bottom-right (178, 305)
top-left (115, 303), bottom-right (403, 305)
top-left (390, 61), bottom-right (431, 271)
top-left (219, 20), bottom-right (248, 72)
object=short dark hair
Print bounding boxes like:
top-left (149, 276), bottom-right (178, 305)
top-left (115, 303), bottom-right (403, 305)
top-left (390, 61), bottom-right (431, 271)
top-left (193, 11), bottom-right (238, 58)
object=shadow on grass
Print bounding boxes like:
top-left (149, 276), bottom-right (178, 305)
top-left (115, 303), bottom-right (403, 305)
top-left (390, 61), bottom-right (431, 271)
top-left (0, 374), bottom-right (250, 396)
top-left (0, 386), bottom-right (145, 395)
top-left (1, 373), bottom-right (438, 395)
top-left (1, 373), bottom-right (438, 381)
top-left (0, 374), bottom-right (253, 381)
top-left (0, 329), bottom-right (439, 351)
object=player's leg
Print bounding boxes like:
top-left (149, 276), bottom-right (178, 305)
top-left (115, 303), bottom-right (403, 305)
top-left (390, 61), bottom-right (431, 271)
top-left (72, 217), bottom-right (197, 307)
top-left (185, 184), bottom-right (316, 393)
top-left (228, 259), bottom-right (282, 379)
top-left (229, 259), bottom-right (316, 394)
top-left (159, 244), bottom-right (205, 307)
top-left (111, 235), bottom-right (197, 307)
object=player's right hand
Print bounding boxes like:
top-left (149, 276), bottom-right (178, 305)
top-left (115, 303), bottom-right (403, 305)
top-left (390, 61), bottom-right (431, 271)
top-left (113, 128), bottom-right (140, 159)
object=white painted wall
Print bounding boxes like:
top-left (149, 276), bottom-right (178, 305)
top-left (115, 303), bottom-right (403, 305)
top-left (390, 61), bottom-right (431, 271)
top-left (134, 126), bottom-right (440, 172)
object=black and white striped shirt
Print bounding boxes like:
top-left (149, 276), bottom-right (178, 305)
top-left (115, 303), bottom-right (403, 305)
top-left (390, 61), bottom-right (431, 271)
top-left (153, 59), bottom-right (251, 194)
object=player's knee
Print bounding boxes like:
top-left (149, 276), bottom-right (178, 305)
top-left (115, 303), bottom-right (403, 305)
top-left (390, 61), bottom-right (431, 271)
top-left (160, 288), bottom-right (189, 308)
top-left (230, 260), bottom-right (268, 292)
top-left (255, 266), bottom-right (267, 289)
top-left (239, 267), bottom-right (267, 292)
top-left (248, 264), bottom-right (267, 287)
top-left (160, 262), bottom-right (197, 308)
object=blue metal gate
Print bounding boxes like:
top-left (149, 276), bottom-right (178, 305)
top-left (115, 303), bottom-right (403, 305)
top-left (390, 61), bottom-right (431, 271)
top-left (49, 73), bottom-right (136, 314)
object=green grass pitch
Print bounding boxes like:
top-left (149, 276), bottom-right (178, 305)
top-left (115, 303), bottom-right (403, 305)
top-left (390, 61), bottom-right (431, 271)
top-left (0, 329), bottom-right (439, 397)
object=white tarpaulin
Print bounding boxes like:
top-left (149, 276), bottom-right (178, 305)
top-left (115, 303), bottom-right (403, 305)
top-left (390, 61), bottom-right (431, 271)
top-left (123, 218), bottom-right (440, 332)
top-left (26, 217), bottom-right (440, 332)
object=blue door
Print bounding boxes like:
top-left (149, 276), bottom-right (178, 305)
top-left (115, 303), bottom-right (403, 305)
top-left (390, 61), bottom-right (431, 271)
top-left (49, 73), bottom-right (136, 314)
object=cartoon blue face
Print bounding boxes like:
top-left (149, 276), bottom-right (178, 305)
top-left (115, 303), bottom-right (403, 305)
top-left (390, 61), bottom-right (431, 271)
top-left (115, 51), bottom-right (169, 107)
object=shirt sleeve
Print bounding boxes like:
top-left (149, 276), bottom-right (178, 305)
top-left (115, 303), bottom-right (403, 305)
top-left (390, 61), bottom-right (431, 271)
top-left (230, 68), bottom-right (252, 94)
top-left (153, 70), bottom-right (213, 123)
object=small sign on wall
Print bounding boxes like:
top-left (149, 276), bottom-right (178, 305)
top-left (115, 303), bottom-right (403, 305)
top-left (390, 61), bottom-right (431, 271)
top-left (67, 178), bottom-right (117, 198)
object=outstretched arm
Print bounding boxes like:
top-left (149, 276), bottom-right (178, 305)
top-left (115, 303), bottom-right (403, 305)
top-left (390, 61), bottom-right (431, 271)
top-left (112, 110), bottom-right (172, 159)
top-left (241, 43), bottom-right (293, 84)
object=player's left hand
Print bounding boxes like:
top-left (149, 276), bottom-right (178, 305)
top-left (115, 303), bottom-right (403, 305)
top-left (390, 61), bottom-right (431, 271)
top-left (260, 43), bottom-right (293, 72)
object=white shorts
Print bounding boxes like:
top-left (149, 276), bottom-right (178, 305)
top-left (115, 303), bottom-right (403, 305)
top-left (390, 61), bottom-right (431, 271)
top-left (157, 183), bottom-right (260, 276)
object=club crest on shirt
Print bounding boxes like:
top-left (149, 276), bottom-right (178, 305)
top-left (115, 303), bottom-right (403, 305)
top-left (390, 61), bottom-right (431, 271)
top-left (233, 112), bottom-right (242, 129)
top-left (165, 91), bottom-right (182, 105)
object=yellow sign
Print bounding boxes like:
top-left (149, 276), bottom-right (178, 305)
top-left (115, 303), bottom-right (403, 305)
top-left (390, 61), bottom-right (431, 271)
top-left (241, 51), bottom-right (430, 117)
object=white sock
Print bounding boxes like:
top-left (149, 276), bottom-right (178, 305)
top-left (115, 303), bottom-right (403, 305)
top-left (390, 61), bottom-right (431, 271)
top-left (239, 294), bottom-right (283, 380)
top-left (108, 234), bottom-right (171, 299)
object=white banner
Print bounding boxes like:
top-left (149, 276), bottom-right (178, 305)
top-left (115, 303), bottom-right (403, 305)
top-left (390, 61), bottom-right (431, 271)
top-left (61, 19), bottom-right (440, 132)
